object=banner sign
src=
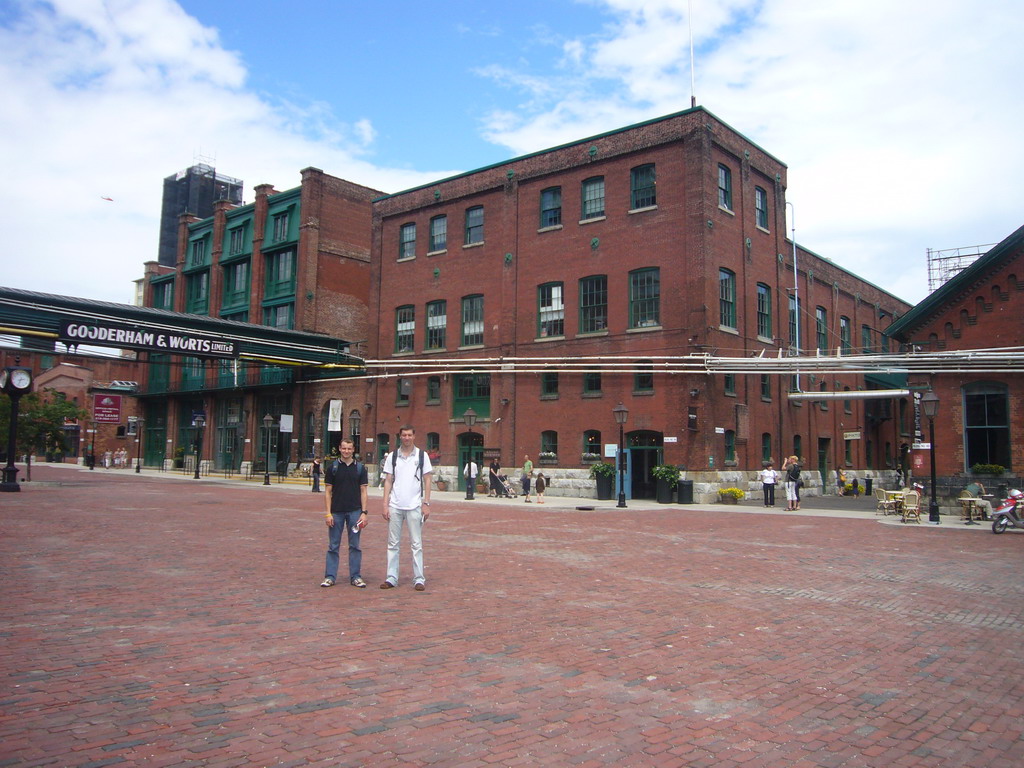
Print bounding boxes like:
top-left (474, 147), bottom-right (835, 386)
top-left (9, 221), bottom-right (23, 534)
top-left (94, 394), bottom-right (122, 423)
top-left (60, 320), bottom-right (237, 358)
top-left (327, 399), bottom-right (343, 431)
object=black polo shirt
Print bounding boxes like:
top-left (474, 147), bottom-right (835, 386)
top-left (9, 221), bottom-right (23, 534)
top-left (325, 460), bottom-right (368, 513)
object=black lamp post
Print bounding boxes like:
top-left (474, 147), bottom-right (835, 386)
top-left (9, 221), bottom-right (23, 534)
top-left (463, 407), bottom-right (477, 500)
top-left (613, 402), bottom-right (629, 508)
top-left (262, 414), bottom-right (274, 485)
top-left (135, 417), bottom-right (144, 473)
top-left (921, 390), bottom-right (940, 524)
top-left (192, 414), bottom-right (205, 480)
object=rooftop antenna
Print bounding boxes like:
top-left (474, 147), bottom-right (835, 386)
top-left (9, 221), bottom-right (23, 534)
top-left (688, 0), bottom-right (696, 107)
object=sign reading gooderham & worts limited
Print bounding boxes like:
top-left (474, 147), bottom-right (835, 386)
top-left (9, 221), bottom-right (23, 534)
top-left (60, 320), bottom-right (237, 358)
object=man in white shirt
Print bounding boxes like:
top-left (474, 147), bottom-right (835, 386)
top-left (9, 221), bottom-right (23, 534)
top-left (463, 458), bottom-right (478, 500)
top-left (380, 426), bottom-right (433, 591)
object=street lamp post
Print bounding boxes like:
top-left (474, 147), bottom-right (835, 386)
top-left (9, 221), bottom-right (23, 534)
top-left (463, 407), bottom-right (477, 500)
top-left (613, 402), bottom-right (629, 509)
top-left (262, 414), bottom-right (274, 485)
top-left (192, 414), bottom-right (205, 480)
top-left (921, 390), bottom-right (941, 524)
top-left (135, 417), bottom-right (144, 473)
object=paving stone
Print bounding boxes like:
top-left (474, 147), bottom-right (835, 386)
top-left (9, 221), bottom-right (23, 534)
top-left (1, 465), bottom-right (1023, 766)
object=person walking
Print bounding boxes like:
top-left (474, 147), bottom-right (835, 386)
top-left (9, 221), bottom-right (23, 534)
top-left (522, 454), bottom-right (534, 502)
top-left (321, 439), bottom-right (368, 589)
top-left (463, 457), bottom-right (479, 497)
top-left (758, 462), bottom-right (779, 507)
top-left (311, 457), bottom-right (322, 493)
top-left (783, 455), bottom-right (802, 511)
top-left (380, 426), bottom-right (433, 591)
top-left (489, 458), bottom-right (502, 497)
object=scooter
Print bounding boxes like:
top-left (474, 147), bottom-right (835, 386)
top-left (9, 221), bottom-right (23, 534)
top-left (991, 489), bottom-right (1024, 534)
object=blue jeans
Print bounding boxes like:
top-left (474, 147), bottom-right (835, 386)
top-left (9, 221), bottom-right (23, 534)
top-left (325, 511), bottom-right (363, 582)
top-left (385, 505), bottom-right (424, 586)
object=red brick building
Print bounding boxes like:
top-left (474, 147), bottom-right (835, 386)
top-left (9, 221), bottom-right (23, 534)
top-left (369, 107), bottom-right (911, 499)
top-left (137, 167), bottom-right (381, 472)
top-left (888, 223), bottom-right (1024, 487)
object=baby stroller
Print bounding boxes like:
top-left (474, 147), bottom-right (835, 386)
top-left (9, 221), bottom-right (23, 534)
top-left (495, 473), bottom-right (518, 498)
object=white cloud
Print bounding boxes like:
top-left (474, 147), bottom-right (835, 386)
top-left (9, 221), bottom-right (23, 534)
top-left (478, 0), bottom-right (1024, 304)
top-left (0, 0), bottom-right (443, 303)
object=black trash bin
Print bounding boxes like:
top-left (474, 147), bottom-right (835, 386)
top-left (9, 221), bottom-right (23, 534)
top-left (864, 478), bottom-right (873, 495)
top-left (677, 479), bottom-right (694, 504)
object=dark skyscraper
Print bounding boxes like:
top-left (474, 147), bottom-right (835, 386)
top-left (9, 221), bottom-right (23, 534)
top-left (158, 164), bottom-right (243, 266)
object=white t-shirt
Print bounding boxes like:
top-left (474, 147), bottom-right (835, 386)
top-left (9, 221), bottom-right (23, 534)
top-left (384, 447), bottom-right (433, 510)
top-left (759, 468), bottom-right (779, 484)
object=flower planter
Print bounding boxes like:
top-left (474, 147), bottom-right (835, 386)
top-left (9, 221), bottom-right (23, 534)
top-left (596, 474), bottom-right (614, 500)
top-left (719, 495), bottom-right (738, 504)
top-left (656, 478), bottom-right (674, 504)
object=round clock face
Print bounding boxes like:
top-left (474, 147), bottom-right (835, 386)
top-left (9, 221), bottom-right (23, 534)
top-left (10, 369), bottom-right (31, 390)
top-left (0, 370), bottom-right (8, 390)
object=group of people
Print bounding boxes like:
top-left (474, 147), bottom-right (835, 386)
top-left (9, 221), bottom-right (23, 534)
top-left (757, 456), bottom-right (804, 510)
top-left (471, 456), bottom-right (548, 505)
top-left (101, 448), bottom-right (132, 469)
top-left (319, 426), bottom-right (433, 592)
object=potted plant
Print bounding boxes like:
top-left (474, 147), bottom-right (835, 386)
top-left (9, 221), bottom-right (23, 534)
top-left (590, 461), bottom-right (617, 500)
top-left (434, 474), bottom-right (448, 492)
top-left (971, 463), bottom-right (1005, 476)
top-left (538, 451), bottom-right (558, 465)
top-left (581, 451), bottom-right (601, 463)
top-left (172, 446), bottom-right (185, 469)
top-left (718, 487), bottom-right (745, 504)
top-left (651, 464), bottom-right (680, 503)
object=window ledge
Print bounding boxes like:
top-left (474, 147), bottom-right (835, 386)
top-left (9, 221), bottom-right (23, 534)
top-left (756, 335), bottom-right (774, 345)
top-left (426, 399), bottom-right (440, 406)
top-left (628, 205), bottom-right (658, 215)
top-left (582, 392), bottom-right (604, 398)
top-left (632, 390), bottom-right (655, 397)
top-left (427, 249), bottom-right (447, 257)
top-left (534, 335), bottom-right (566, 343)
top-left (537, 224), bottom-right (563, 234)
top-left (577, 329), bottom-right (609, 338)
top-left (540, 394), bottom-right (559, 401)
top-left (627, 325), bottom-right (662, 333)
top-left (462, 241), bottom-right (484, 250)
top-left (718, 205), bottom-right (735, 216)
top-left (392, 350), bottom-right (415, 357)
top-left (579, 216), bottom-right (606, 225)
top-left (421, 347), bottom-right (448, 355)
top-left (458, 344), bottom-right (485, 351)
top-left (397, 255), bottom-right (415, 263)
top-left (719, 325), bottom-right (739, 335)
top-left (756, 225), bottom-right (770, 234)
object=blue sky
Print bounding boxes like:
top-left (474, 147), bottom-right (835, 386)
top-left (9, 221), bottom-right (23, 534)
top-left (2, 0), bottom-right (1023, 307)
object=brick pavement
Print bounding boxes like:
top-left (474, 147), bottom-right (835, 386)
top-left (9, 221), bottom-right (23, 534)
top-left (1, 464), bottom-right (1022, 767)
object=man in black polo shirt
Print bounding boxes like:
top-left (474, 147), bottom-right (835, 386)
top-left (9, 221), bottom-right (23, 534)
top-left (321, 438), bottom-right (369, 588)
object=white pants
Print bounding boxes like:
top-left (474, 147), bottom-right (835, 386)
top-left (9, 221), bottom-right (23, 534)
top-left (385, 505), bottom-right (424, 585)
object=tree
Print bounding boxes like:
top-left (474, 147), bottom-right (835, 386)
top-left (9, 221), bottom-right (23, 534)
top-left (0, 388), bottom-right (87, 481)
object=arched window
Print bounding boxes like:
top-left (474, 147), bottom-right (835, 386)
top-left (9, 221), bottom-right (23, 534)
top-left (761, 433), bottom-right (772, 464)
top-left (541, 430), bottom-right (558, 457)
top-left (724, 430), bottom-right (736, 463)
top-left (583, 430), bottom-right (601, 457)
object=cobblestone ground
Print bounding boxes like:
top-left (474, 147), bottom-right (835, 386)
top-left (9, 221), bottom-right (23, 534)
top-left (1, 465), bottom-right (1022, 767)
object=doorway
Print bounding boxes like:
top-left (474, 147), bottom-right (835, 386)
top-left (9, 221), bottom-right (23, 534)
top-left (627, 430), bottom-right (664, 499)
top-left (817, 437), bottom-right (831, 490)
top-left (457, 431), bottom-right (484, 491)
